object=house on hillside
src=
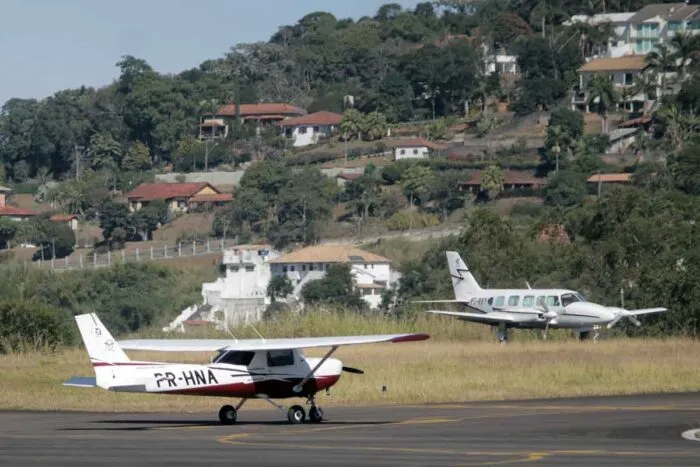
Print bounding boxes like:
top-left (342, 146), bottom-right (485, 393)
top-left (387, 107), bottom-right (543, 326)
top-left (126, 182), bottom-right (232, 213)
top-left (586, 173), bottom-right (633, 185)
top-left (572, 56), bottom-right (658, 114)
top-left (606, 127), bottom-right (641, 153)
top-left (269, 245), bottom-right (398, 310)
top-left (50, 214), bottom-right (79, 231)
top-left (0, 186), bottom-right (39, 221)
top-left (390, 138), bottom-right (448, 161)
top-left (200, 103), bottom-right (307, 137)
top-left (164, 245), bottom-right (279, 332)
top-left (278, 111), bottom-right (344, 147)
top-left (626, 3), bottom-right (700, 54)
top-left (336, 172), bottom-right (362, 188)
top-left (459, 170), bottom-right (547, 194)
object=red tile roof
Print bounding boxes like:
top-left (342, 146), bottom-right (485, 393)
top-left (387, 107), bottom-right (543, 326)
top-left (50, 214), bottom-right (77, 222)
top-left (0, 206), bottom-right (39, 217)
top-left (189, 193), bottom-right (233, 203)
top-left (586, 173), bottom-right (632, 183)
top-left (462, 170), bottom-right (546, 186)
top-left (389, 138), bottom-right (448, 150)
top-left (127, 183), bottom-right (220, 201)
top-left (213, 103), bottom-right (307, 118)
top-left (278, 111), bottom-right (344, 127)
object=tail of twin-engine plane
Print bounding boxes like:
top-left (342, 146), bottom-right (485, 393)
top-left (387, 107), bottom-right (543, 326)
top-left (446, 251), bottom-right (482, 301)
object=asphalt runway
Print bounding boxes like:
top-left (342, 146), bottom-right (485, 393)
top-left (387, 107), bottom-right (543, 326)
top-left (1, 393), bottom-right (700, 466)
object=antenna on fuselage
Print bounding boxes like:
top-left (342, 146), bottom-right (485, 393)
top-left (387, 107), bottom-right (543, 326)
top-left (525, 281), bottom-right (532, 289)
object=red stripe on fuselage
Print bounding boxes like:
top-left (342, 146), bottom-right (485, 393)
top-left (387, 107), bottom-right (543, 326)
top-left (162, 374), bottom-right (341, 398)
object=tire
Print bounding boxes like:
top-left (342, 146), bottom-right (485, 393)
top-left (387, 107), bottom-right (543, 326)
top-left (309, 406), bottom-right (324, 423)
top-left (219, 405), bottom-right (237, 425)
top-left (287, 405), bottom-right (305, 424)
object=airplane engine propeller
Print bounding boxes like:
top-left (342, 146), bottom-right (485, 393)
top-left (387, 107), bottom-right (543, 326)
top-left (342, 366), bottom-right (364, 375)
top-left (538, 300), bottom-right (558, 340)
top-left (606, 308), bottom-right (642, 329)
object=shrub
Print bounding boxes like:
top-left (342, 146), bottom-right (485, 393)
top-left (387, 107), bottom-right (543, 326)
top-left (386, 210), bottom-right (441, 231)
top-left (0, 299), bottom-right (74, 353)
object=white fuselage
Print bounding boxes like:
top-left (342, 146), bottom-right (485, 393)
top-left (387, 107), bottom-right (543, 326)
top-left (93, 350), bottom-right (343, 399)
top-left (461, 288), bottom-right (617, 330)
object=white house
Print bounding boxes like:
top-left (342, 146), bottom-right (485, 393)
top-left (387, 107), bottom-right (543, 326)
top-left (572, 55), bottom-right (658, 113)
top-left (269, 245), bottom-right (398, 310)
top-left (626, 3), bottom-right (700, 54)
top-left (390, 138), bottom-right (448, 161)
top-left (49, 214), bottom-right (79, 231)
top-left (279, 111), bottom-right (344, 147)
top-left (606, 127), bottom-right (641, 154)
top-left (164, 245), bottom-right (279, 331)
top-left (482, 46), bottom-right (519, 75)
top-left (564, 13), bottom-right (636, 58)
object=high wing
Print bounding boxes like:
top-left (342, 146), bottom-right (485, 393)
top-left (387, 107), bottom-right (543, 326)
top-left (118, 333), bottom-right (429, 352)
top-left (426, 310), bottom-right (539, 325)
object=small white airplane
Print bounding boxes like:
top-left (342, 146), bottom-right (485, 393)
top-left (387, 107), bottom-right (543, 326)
top-left (415, 251), bottom-right (667, 343)
top-left (64, 313), bottom-right (429, 424)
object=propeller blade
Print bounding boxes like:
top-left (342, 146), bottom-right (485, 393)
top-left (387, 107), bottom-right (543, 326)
top-left (342, 366), bottom-right (364, 375)
top-left (627, 315), bottom-right (642, 327)
top-left (606, 316), bottom-right (623, 329)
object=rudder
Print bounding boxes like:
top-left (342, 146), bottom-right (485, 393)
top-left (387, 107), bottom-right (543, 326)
top-left (75, 313), bottom-right (130, 364)
top-left (446, 251), bottom-right (482, 300)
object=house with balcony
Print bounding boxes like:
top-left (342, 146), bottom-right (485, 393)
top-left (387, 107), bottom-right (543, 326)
top-left (200, 103), bottom-right (307, 138)
top-left (572, 55), bottom-right (657, 114)
top-left (126, 182), bottom-right (232, 213)
top-left (164, 245), bottom-right (279, 331)
top-left (278, 111), bottom-right (344, 147)
top-left (626, 3), bottom-right (700, 54)
top-left (564, 13), bottom-right (636, 58)
top-left (269, 245), bottom-right (398, 310)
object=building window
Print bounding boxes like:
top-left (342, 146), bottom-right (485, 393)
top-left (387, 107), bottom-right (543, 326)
top-left (282, 266), bottom-right (288, 273)
top-left (624, 73), bottom-right (633, 86)
top-left (302, 265), bottom-right (306, 271)
top-left (298, 126), bottom-right (307, 134)
top-left (413, 149), bottom-right (418, 154)
top-left (290, 266), bottom-right (295, 272)
top-left (313, 126), bottom-right (319, 133)
top-left (400, 149), bottom-right (406, 155)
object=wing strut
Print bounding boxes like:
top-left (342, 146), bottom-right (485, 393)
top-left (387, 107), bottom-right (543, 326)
top-left (293, 345), bottom-right (339, 393)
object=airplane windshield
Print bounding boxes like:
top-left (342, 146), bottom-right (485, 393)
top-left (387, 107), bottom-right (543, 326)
top-left (560, 293), bottom-right (582, 307)
top-left (575, 293), bottom-right (586, 301)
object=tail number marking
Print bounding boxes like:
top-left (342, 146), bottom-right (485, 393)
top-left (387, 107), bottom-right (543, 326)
top-left (154, 370), bottom-right (218, 388)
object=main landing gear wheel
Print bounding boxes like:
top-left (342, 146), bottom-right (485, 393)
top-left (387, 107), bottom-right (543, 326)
top-left (287, 405), bottom-right (306, 424)
top-left (309, 406), bottom-right (324, 423)
top-left (219, 405), bottom-right (237, 425)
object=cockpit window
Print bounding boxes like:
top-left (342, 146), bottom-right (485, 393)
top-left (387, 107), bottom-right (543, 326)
top-left (574, 293), bottom-right (586, 302)
top-left (267, 349), bottom-right (295, 367)
top-left (214, 350), bottom-right (255, 366)
top-left (560, 293), bottom-right (581, 307)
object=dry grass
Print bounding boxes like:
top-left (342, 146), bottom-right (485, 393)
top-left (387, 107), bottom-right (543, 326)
top-left (2, 336), bottom-right (699, 412)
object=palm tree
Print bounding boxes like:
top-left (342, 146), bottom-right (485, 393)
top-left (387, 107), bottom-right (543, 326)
top-left (645, 44), bottom-right (676, 98)
top-left (632, 72), bottom-right (659, 111)
top-left (669, 31), bottom-right (700, 81)
top-left (480, 165), bottom-right (505, 200)
top-left (587, 75), bottom-right (618, 134)
top-left (547, 125), bottom-right (565, 171)
top-left (658, 104), bottom-right (700, 154)
top-left (340, 108), bottom-right (363, 141)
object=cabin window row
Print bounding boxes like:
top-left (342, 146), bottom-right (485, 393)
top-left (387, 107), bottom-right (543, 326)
top-left (487, 293), bottom-right (582, 308)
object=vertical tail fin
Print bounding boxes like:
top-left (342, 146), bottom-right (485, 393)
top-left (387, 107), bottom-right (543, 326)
top-left (75, 313), bottom-right (130, 365)
top-left (446, 251), bottom-right (482, 300)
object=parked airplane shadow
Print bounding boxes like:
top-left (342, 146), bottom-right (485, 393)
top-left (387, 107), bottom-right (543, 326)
top-left (58, 419), bottom-right (392, 431)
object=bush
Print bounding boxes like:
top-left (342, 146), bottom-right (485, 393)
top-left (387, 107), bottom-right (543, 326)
top-left (386, 210), bottom-right (441, 231)
top-left (0, 299), bottom-right (74, 353)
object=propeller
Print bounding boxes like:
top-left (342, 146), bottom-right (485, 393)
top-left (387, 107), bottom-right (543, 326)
top-left (606, 308), bottom-right (642, 329)
top-left (537, 299), bottom-right (559, 340)
top-left (342, 366), bottom-right (364, 375)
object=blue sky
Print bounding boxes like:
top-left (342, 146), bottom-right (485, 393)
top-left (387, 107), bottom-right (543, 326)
top-left (0, 0), bottom-right (421, 106)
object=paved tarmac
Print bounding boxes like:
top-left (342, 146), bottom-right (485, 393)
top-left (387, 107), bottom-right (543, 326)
top-left (1, 393), bottom-right (699, 466)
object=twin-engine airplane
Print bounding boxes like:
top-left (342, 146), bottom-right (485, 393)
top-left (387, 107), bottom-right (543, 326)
top-left (416, 251), bottom-right (667, 343)
top-left (64, 313), bottom-right (429, 424)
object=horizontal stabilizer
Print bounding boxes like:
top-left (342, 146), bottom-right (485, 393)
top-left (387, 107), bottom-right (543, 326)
top-left (63, 376), bottom-right (97, 388)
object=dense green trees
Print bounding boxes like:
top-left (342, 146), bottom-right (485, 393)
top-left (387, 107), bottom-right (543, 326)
top-left (0, 1), bottom-right (636, 183)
